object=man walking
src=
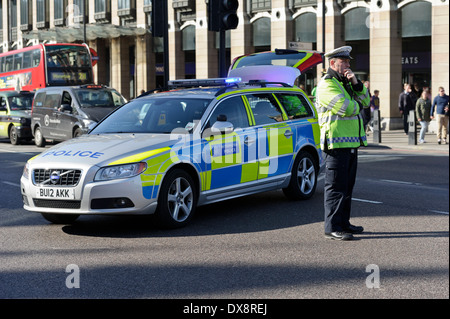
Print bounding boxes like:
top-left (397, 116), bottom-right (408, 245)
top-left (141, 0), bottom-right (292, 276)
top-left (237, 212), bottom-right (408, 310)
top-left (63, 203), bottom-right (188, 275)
top-left (316, 46), bottom-right (370, 241)
top-left (431, 87), bottom-right (449, 144)
top-left (398, 84), bottom-right (417, 134)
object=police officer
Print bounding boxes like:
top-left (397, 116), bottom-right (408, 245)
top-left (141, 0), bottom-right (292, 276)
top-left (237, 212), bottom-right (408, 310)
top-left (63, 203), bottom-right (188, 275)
top-left (316, 46), bottom-right (370, 240)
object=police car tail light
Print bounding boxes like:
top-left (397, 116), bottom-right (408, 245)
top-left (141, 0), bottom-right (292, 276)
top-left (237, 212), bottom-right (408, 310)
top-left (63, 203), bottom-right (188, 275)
top-left (94, 162), bottom-right (147, 181)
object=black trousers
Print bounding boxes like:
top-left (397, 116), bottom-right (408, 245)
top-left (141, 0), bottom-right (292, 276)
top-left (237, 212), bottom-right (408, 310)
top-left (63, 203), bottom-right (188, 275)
top-left (402, 113), bottom-right (409, 134)
top-left (324, 148), bottom-right (358, 233)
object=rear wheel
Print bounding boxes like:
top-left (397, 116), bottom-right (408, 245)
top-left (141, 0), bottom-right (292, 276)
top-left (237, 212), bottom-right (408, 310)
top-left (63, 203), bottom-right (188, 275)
top-left (34, 127), bottom-right (46, 147)
top-left (41, 213), bottom-right (79, 224)
top-left (283, 151), bottom-right (318, 200)
top-left (154, 169), bottom-right (197, 228)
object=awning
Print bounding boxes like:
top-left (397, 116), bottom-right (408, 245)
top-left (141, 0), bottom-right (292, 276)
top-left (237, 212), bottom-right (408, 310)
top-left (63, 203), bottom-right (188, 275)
top-left (22, 24), bottom-right (149, 42)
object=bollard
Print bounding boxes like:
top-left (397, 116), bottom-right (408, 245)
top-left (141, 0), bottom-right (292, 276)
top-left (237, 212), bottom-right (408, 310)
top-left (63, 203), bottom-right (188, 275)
top-left (372, 110), bottom-right (381, 144)
top-left (408, 110), bottom-right (417, 145)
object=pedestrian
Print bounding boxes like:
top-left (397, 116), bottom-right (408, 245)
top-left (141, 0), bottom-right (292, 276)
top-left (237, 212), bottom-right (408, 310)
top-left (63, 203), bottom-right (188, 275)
top-left (398, 83), bottom-right (417, 134)
top-left (431, 87), bottom-right (449, 144)
top-left (415, 90), bottom-right (432, 143)
top-left (368, 89), bottom-right (380, 132)
top-left (361, 81), bottom-right (371, 134)
top-left (316, 46), bottom-right (370, 241)
top-left (412, 82), bottom-right (422, 99)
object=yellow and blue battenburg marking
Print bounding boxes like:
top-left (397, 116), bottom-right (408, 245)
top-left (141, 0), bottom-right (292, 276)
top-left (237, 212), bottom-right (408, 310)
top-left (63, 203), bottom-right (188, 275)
top-left (104, 117), bottom-right (320, 201)
top-left (204, 131), bottom-right (243, 189)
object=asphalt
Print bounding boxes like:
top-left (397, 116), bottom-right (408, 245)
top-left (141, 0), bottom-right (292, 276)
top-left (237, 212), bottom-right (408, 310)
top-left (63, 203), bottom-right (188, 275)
top-left (365, 129), bottom-right (449, 155)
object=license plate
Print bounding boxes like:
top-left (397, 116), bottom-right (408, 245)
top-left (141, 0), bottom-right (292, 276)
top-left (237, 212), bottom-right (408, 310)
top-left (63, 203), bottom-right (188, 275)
top-left (36, 187), bottom-right (75, 200)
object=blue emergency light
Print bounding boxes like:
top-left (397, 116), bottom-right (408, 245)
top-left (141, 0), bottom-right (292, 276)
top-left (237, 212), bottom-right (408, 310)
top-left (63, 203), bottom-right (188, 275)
top-left (168, 77), bottom-right (241, 88)
top-left (225, 77), bottom-right (242, 84)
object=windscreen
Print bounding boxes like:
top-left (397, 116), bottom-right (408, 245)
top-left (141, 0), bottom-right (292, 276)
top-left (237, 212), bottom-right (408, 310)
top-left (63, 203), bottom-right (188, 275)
top-left (90, 97), bottom-right (212, 134)
top-left (7, 94), bottom-right (34, 110)
top-left (45, 45), bottom-right (93, 85)
top-left (76, 89), bottom-right (126, 108)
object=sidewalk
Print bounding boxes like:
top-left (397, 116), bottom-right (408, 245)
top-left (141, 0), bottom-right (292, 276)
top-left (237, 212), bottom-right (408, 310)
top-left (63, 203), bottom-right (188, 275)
top-left (365, 130), bottom-right (449, 155)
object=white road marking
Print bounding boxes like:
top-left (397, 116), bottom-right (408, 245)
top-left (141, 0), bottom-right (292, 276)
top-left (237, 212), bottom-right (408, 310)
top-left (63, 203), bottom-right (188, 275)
top-left (352, 198), bottom-right (383, 204)
top-left (428, 210), bottom-right (449, 215)
top-left (380, 179), bottom-right (422, 186)
top-left (2, 181), bottom-right (20, 187)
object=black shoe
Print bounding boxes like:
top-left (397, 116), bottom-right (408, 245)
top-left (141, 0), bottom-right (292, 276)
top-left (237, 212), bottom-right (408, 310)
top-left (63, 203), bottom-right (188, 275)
top-left (343, 224), bottom-right (364, 234)
top-left (325, 232), bottom-right (354, 241)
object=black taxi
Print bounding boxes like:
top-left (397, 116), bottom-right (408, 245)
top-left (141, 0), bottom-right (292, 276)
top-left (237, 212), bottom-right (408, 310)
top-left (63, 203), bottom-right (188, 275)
top-left (0, 90), bottom-right (34, 144)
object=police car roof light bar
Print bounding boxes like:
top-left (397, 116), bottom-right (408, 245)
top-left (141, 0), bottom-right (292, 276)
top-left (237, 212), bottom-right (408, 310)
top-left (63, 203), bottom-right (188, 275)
top-left (168, 77), bottom-right (242, 89)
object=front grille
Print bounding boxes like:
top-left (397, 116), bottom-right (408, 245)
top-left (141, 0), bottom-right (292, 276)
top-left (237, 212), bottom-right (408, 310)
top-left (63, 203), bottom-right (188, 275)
top-left (33, 199), bottom-right (81, 209)
top-left (33, 169), bottom-right (82, 186)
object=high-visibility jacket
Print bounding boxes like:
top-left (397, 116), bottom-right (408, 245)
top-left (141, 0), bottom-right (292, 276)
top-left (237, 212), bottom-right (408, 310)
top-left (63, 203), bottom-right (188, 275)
top-left (316, 74), bottom-right (370, 150)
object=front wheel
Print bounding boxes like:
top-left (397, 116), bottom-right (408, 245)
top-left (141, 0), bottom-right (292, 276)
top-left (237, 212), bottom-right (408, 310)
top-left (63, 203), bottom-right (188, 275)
top-left (154, 169), bottom-right (197, 228)
top-left (73, 127), bottom-right (82, 138)
top-left (283, 151), bottom-right (318, 200)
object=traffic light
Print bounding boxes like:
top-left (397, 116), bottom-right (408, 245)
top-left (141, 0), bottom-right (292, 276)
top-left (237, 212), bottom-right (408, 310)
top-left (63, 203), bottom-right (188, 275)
top-left (208, 0), bottom-right (239, 32)
top-left (151, 0), bottom-right (165, 37)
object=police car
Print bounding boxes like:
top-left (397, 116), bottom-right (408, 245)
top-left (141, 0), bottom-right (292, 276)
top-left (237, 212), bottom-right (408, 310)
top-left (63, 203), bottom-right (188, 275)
top-left (0, 90), bottom-right (34, 144)
top-left (20, 50), bottom-right (324, 228)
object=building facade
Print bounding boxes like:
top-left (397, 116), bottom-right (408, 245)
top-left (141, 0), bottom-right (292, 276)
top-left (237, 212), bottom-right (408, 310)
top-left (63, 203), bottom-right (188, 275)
top-left (1, 0), bottom-right (448, 129)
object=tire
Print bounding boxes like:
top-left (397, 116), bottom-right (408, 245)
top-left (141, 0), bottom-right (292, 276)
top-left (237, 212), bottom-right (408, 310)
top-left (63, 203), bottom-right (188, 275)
top-left (154, 169), bottom-right (197, 228)
top-left (9, 126), bottom-right (20, 145)
top-left (41, 213), bottom-right (79, 224)
top-left (73, 127), bottom-right (82, 138)
top-left (34, 126), bottom-right (46, 147)
top-left (283, 151), bottom-right (318, 200)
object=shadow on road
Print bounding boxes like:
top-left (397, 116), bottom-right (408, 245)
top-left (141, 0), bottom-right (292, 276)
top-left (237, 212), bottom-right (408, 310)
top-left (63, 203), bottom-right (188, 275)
top-left (61, 190), bottom-right (324, 238)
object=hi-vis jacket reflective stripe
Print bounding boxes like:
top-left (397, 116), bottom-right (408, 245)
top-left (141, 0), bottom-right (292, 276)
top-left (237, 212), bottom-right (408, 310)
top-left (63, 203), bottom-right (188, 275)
top-left (316, 76), bottom-right (370, 150)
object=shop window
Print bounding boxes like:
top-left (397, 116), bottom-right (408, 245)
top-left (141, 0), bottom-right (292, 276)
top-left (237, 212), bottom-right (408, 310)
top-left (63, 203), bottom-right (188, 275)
top-left (344, 7), bottom-right (369, 41)
top-left (401, 1), bottom-right (431, 38)
top-left (182, 25), bottom-right (196, 51)
top-left (295, 12), bottom-right (316, 43)
top-left (253, 17), bottom-right (271, 49)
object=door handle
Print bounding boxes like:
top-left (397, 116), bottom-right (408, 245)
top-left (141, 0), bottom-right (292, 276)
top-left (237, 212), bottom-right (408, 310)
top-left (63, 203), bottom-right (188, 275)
top-left (244, 136), bottom-right (256, 145)
top-left (284, 130), bottom-right (293, 138)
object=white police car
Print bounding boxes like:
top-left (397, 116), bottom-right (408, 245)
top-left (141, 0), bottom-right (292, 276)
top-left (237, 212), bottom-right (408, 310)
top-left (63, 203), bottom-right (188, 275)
top-left (20, 50), bottom-right (324, 228)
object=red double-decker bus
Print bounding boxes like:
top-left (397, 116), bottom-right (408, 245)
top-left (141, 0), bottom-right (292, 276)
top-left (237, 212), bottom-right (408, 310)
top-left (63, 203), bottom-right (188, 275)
top-left (0, 43), bottom-right (93, 91)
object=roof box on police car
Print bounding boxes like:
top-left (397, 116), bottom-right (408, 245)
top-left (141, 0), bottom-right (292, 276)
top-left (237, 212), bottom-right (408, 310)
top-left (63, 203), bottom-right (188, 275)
top-left (228, 49), bottom-right (323, 86)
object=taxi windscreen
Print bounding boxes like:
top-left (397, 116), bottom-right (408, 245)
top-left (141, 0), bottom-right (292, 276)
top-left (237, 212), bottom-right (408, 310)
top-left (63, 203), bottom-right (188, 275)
top-left (90, 97), bottom-right (212, 134)
top-left (7, 94), bottom-right (34, 110)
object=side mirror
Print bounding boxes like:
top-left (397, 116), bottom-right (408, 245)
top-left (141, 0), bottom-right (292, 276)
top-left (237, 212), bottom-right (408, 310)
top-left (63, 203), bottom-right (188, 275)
top-left (59, 104), bottom-right (73, 113)
top-left (211, 114), bottom-right (234, 134)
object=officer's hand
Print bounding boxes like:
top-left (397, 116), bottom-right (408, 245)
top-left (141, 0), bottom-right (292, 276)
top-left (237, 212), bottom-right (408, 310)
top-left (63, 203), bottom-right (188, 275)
top-left (344, 69), bottom-right (358, 85)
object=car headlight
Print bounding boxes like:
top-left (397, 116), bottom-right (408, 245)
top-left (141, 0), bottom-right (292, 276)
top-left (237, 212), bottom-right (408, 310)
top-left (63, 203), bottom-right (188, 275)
top-left (82, 119), bottom-right (97, 130)
top-left (94, 162), bottom-right (147, 181)
top-left (22, 163), bottom-right (30, 179)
